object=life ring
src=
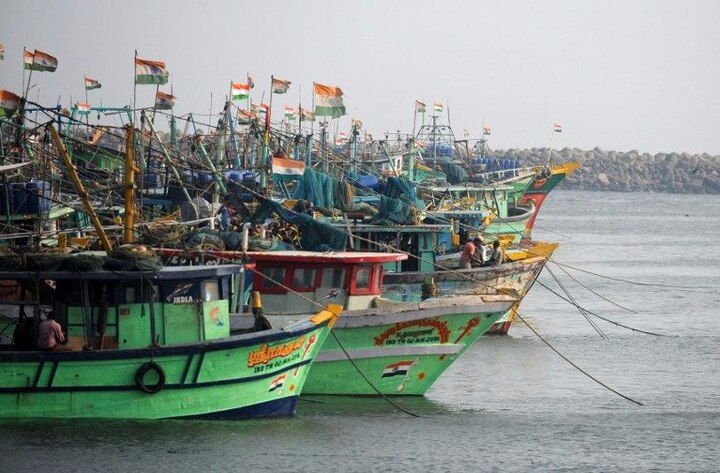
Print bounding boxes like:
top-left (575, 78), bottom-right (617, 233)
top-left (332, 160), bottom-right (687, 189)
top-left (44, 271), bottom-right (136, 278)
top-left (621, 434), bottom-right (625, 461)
top-left (135, 361), bottom-right (166, 394)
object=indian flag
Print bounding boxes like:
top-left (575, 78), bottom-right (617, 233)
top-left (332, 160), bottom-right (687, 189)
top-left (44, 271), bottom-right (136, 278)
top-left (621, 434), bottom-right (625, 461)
top-left (272, 77), bottom-right (291, 94)
top-left (433, 102), bottom-right (443, 113)
top-left (272, 156), bottom-right (305, 181)
top-left (231, 82), bottom-right (250, 101)
top-left (381, 360), bottom-right (415, 378)
top-left (237, 109), bottom-right (257, 124)
top-left (76, 101), bottom-right (91, 115)
top-left (84, 76), bottom-right (101, 90)
top-left (135, 57), bottom-right (169, 85)
top-left (268, 374), bottom-right (286, 392)
top-left (0, 90), bottom-right (20, 118)
top-left (154, 91), bottom-right (175, 110)
top-left (352, 118), bottom-right (362, 128)
top-left (313, 82), bottom-right (346, 118)
top-left (300, 107), bottom-right (314, 122)
top-left (554, 122), bottom-right (562, 133)
top-left (24, 49), bottom-right (58, 72)
top-left (0, 43), bottom-right (4, 61)
top-left (483, 127), bottom-right (491, 135)
top-left (415, 100), bottom-right (426, 113)
top-left (284, 105), bottom-right (296, 119)
top-left (335, 131), bottom-right (347, 146)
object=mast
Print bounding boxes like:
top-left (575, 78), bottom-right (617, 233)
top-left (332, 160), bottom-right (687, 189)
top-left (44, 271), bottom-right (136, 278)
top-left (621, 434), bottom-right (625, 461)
top-left (48, 125), bottom-right (113, 253)
top-left (124, 123), bottom-right (137, 243)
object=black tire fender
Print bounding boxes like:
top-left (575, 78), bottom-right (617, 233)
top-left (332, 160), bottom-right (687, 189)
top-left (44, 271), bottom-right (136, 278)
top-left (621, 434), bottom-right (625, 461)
top-left (135, 361), bottom-right (166, 394)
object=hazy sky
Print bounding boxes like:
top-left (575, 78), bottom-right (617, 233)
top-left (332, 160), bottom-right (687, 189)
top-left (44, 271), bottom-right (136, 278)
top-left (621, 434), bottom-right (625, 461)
top-left (2, 0), bottom-right (719, 154)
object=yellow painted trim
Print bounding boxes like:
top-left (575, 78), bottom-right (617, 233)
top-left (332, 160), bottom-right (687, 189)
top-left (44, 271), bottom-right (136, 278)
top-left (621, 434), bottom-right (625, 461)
top-left (311, 303), bottom-right (342, 329)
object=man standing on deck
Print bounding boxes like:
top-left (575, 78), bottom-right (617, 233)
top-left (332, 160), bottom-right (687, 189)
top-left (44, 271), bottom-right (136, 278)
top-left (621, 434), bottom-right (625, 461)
top-left (37, 311), bottom-right (67, 351)
top-left (459, 236), bottom-right (486, 269)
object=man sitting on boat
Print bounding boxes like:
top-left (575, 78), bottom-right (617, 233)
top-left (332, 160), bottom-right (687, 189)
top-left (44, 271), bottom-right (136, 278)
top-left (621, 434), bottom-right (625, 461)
top-left (459, 236), bottom-right (486, 269)
top-left (484, 240), bottom-right (504, 266)
top-left (37, 311), bottom-right (69, 351)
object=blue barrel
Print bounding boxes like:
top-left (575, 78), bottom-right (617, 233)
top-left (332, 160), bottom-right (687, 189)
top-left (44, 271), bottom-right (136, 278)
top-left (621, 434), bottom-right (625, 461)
top-left (145, 173), bottom-right (159, 187)
top-left (226, 170), bottom-right (243, 182)
top-left (0, 184), bottom-right (13, 214)
top-left (194, 172), bottom-right (213, 186)
top-left (356, 174), bottom-right (379, 189)
top-left (26, 180), bottom-right (51, 213)
top-left (11, 183), bottom-right (28, 214)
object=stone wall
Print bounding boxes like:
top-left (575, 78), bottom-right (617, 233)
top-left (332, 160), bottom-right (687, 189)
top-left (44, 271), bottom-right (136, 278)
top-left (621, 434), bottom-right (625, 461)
top-left (485, 147), bottom-right (720, 194)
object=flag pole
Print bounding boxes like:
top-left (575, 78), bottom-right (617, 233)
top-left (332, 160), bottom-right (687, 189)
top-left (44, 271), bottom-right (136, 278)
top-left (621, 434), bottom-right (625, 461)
top-left (132, 50), bottom-right (138, 126)
top-left (412, 101), bottom-right (418, 137)
top-left (548, 123), bottom-right (555, 163)
top-left (260, 75), bottom-right (274, 191)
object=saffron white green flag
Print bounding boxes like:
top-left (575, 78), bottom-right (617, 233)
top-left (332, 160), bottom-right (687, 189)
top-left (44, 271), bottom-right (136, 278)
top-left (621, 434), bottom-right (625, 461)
top-left (155, 91), bottom-right (175, 110)
top-left (415, 100), bottom-right (426, 113)
top-left (313, 82), bottom-right (346, 118)
top-left (84, 76), bottom-right (101, 90)
top-left (272, 77), bottom-right (291, 94)
top-left (135, 57), bottom-right (169, 85)
top-left (0, 43), bottom-right (4, 61)
top-left (76, 101), bottom-right (91, 115)
top-left (231, 82), bottom-right (250, 101)
top-left (24, 49), bottom-right (58, 72)
top-left (284, 106), bottom-right (296, 119)
top-left (0, 89), bottom-right (20, 118)
top-left (433, 103), bottom-right (443, 113)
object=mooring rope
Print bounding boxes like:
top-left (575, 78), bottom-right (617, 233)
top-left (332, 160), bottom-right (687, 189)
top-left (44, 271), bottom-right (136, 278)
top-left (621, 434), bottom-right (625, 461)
top-left (551, 260), bottom-right (638, 314)
top-left (515, 312), bottom-right (644, 406)
top-left (534, 279), bottom-right (665, 337)
top-left (544, 265), bottom-right (608, 339)
top-left (240, 263), bottom-right (421, 418)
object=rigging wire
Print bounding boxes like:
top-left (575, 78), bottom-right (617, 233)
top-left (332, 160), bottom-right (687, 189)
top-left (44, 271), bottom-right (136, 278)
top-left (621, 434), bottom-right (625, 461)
top-left (515, 311), bottom-right (644, 406)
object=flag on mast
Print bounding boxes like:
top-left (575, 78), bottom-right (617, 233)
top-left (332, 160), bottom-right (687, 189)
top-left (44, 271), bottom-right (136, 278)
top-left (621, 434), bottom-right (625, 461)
top-left (433, 103), bottom-right (443, 113)
top-left (313, 82), bottom-right (346, 118)
top-left (415, 100), bottom-right (426, 113)
top-left (231, 82), bottom-right (250, 101)
top-left (0, 90), bottom-right (20, 118)
top-left (284, 106), bottom-right (296, 119)
top-left (0, 43), bottom-right (5, 61)
top-left (154, 91), bottom-right (175, 110)
top-left (135, 57), bottom-right (169, 85)
top-left (24, 49), bottom-right (58, 72)
top-left (247, 73), bottom-right (255, 89)
top-left (272, 77), bottom-right (291, 94)
top-left (300, 107), bottom-right (315, 122)
top-left (553, 122), bottom-right (562, 133)
top-left (84, 76), bottom-right (101, 90)
top-left (76, 102), bottom-right (91, 115)
top-left (483, 127), bottom-right (491, 135)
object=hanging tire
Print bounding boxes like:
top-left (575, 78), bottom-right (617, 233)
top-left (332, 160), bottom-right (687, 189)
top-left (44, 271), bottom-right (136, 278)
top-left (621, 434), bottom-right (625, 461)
top-left (135, 361), bottom-right (166, 394)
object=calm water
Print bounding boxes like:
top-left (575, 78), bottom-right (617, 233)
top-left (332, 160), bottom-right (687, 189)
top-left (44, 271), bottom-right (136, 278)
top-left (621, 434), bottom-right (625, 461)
top-left (2, 190), bottom-right (719, 472)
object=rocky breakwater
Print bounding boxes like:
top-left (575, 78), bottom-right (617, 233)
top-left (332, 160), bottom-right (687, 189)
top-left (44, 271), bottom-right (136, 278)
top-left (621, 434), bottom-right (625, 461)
top-left (485, 147), bottom-right (720, 194)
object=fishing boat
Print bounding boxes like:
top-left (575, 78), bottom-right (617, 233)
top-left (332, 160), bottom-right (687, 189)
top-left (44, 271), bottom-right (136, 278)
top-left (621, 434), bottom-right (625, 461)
top-left (519, 161), bottom-right (580, 237)
top-left (0, 262), bottom-right (339, 419)
top-left (243, 250), bottom-right (517, 395)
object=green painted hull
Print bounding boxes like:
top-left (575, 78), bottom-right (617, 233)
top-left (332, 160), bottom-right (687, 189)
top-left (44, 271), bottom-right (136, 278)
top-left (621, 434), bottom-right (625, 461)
top-left (303, 298), bottom-right (512, 395)
top-left (0, 319), bottom-right (333, 419)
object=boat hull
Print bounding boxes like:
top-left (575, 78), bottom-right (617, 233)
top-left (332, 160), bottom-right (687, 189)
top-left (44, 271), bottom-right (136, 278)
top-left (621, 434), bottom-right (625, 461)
top-left (0, 317), bottom-right (335, 419)
top-left (302, 296), bottom-right (514, 395)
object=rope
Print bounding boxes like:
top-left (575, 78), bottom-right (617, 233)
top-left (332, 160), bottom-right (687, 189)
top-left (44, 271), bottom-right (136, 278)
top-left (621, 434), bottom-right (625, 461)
top-left (534, 279), bottom-right (665, 337)
top-left (545, 265), bottom-right (608, 340)
top-left (241, 263), bottom-right (422, 418)
top-left (515, 312), bottom-right (644, 406)
top-left (552, 260), bottom-right (718, 291)
top-left (552, 260), bottom-right (637, 314)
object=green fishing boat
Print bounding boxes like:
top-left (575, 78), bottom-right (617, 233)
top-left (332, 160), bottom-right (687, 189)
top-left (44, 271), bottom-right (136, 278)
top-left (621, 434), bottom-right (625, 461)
top-left (0, 264), bottom-right (339, 419)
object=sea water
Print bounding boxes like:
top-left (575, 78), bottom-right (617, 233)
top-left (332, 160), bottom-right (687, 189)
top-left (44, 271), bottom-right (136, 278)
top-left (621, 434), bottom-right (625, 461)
top-left (2, 190), bottom-right (719, 472)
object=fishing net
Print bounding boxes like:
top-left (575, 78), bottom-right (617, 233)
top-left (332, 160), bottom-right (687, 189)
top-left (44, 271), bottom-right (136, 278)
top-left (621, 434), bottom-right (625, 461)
top-left (248, 199), bottom-right (347, 251)
top-left (57, 253), bottom-right (106, 272)
top-left (104, 245), bottom-right (163, 271)
top-left (442, 163), bottom-right (469, 184)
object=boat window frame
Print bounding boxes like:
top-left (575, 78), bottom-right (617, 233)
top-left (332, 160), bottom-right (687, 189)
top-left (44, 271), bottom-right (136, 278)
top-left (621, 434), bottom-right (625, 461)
top-left (349, 264), bottom-right (377, 295)
top-left (255, 265), bottom-right (288, 294)
top-left (289, 267), bottom-right (318, 292)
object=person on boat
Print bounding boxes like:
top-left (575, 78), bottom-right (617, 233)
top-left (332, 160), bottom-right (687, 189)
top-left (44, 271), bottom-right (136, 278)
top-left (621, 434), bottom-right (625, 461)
top-left (218, 195), bottom-right (239, 231)
top-left (37, 311), bottom-right (68, 351)
top-left (484, 240), bottom-right (504, 266)
top-left (459, 236), bottom-right (485, 269)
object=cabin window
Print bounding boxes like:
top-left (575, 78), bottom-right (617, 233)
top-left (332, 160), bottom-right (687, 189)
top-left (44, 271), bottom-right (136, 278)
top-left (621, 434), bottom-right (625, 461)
top-left (203, 280), bottom-right (220, 301)
top-left (373, 266), bottom-right (383, 291)
top-left (355, 267), bottom-right (371, 289)
top-left (125, 286), bottom-right (137, 303)
top-left (262, 267), bottom-right (286, 288)
top-left (321, 268), bottom-right (346, 288)
top-left (291, 268), bottom-right (316, 290)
